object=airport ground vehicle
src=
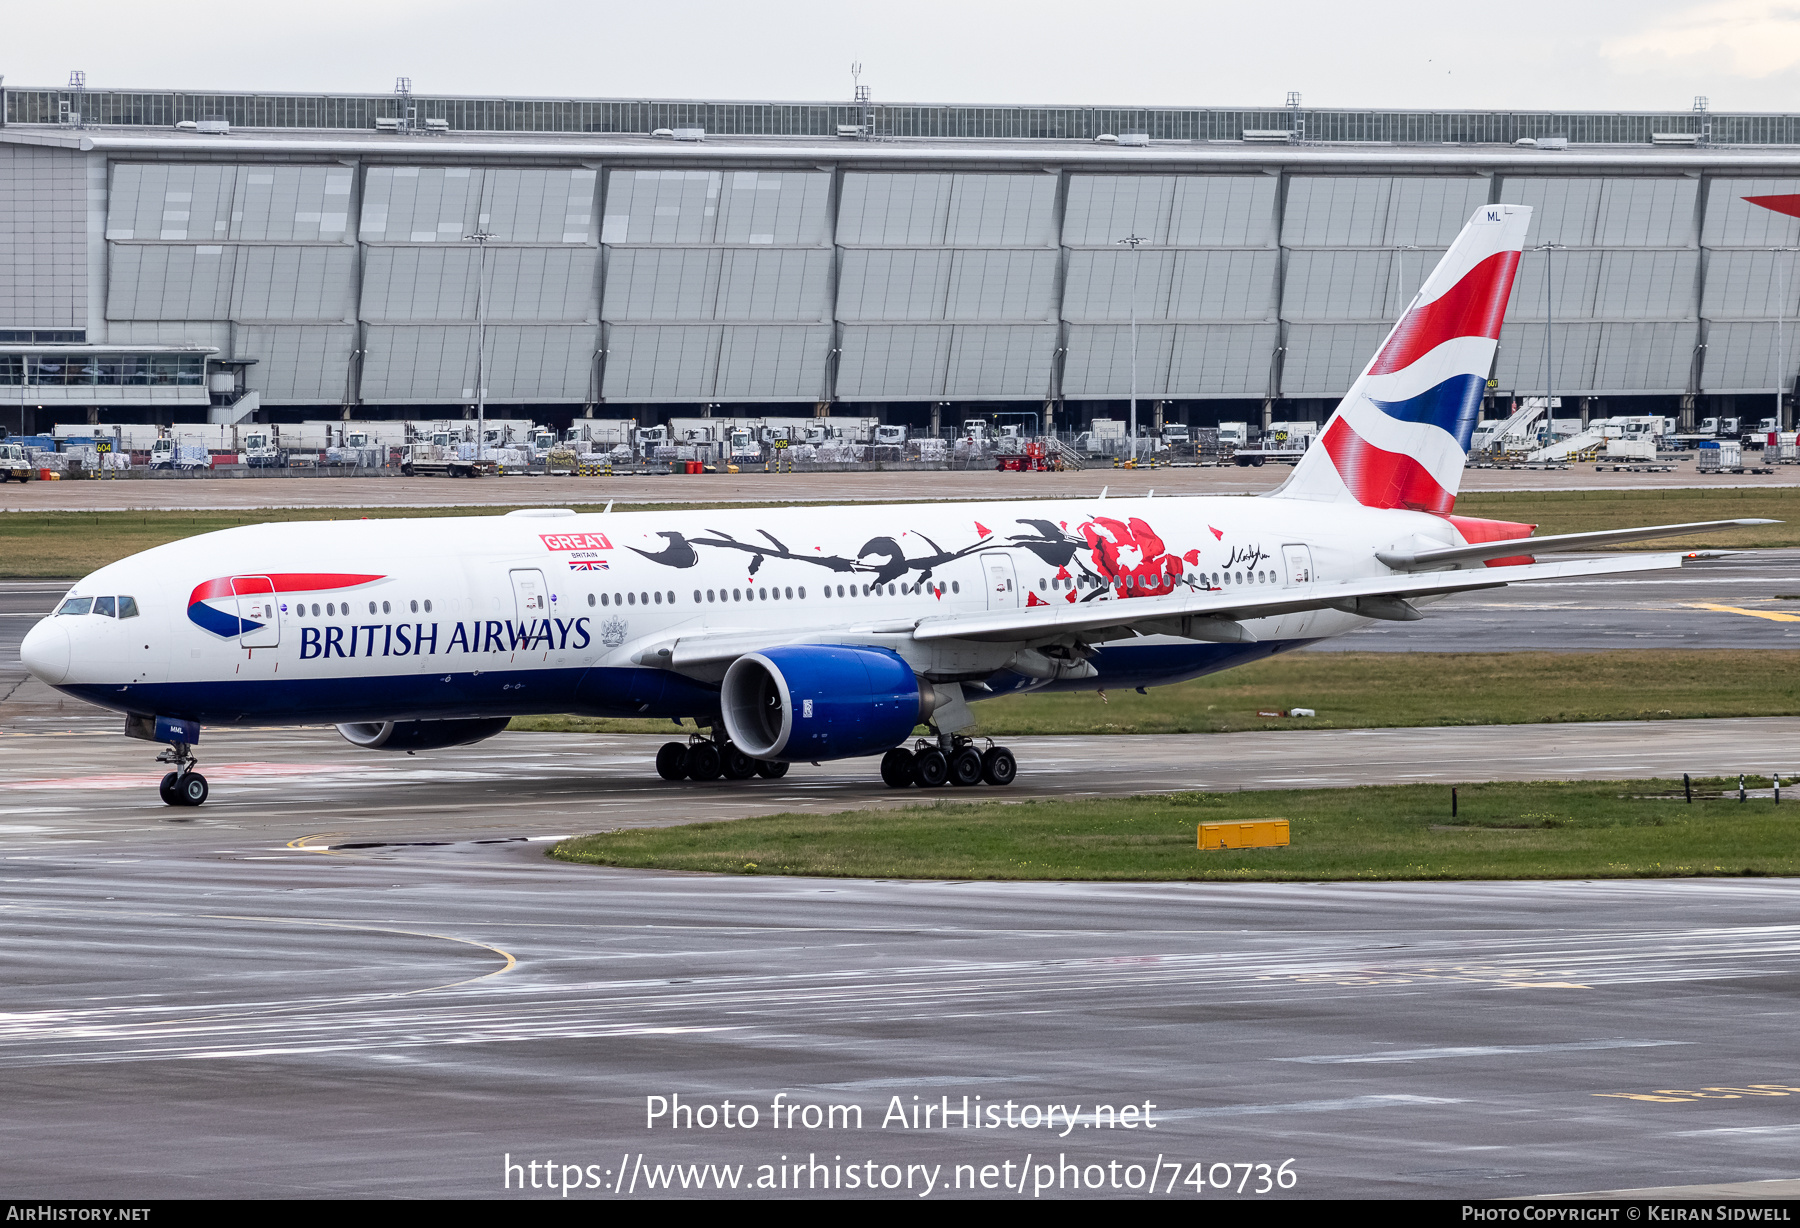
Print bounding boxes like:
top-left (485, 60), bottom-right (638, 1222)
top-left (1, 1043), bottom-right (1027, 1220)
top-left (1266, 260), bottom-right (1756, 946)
top-left (400, 443), bottom-right (497, 478)
top-left (20, 203), bottom-right (1766, 806)
top-left (1231, 421), bottom-right (1320, 466)
top-left (0, 442), bottom-right (32, 480)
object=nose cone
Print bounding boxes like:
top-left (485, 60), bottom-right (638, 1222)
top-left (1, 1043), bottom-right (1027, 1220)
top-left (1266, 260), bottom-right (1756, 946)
top-left (20, 619), bottom-right (71, 685)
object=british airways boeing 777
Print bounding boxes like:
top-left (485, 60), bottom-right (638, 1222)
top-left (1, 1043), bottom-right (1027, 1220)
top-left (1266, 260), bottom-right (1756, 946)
top-left (18, 205), bottom-right (1768, 805)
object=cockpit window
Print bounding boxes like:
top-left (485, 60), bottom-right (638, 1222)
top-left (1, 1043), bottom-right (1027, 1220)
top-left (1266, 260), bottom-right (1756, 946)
top-left (57, 597), bottom-right (93, 616)
top-left (118, 597), bottom-right (139, 619)
top-left (93, 596), bottom-right (116, 617)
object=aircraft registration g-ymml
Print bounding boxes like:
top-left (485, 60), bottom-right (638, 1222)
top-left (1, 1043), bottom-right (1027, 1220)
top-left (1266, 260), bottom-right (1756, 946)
top-left (19, 204), bottom-right (1772, 806)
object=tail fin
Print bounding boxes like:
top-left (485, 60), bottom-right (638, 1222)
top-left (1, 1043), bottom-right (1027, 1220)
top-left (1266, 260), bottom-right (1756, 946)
top-left (1274, 203), bottom-right (1532, 514)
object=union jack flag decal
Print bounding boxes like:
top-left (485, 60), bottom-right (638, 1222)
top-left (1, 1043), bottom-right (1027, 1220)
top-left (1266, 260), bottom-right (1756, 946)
top-left (568, 560), bottom-right (609, 571)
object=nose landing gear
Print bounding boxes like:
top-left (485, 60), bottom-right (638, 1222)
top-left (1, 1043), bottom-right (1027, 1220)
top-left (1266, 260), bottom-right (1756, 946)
top-left (155, 742), bottom-right (208, 807)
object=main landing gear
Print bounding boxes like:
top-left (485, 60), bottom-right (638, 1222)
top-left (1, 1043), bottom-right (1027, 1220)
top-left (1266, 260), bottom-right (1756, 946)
top-left (155, 741), bottom-right (208, 807)
top-left (656, 734), bottom-right (789, 783)
top-left (881, 736), bottom-right (1016, 790)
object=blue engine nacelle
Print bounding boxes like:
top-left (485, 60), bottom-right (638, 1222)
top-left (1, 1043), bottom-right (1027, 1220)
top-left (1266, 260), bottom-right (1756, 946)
top-left (336, 717), bottom-right (512, 751)
top-left (721, 645), bottom-right (923, 762)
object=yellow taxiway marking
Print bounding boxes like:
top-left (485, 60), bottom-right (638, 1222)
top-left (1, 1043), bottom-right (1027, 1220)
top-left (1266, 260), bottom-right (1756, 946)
top-left (1685, 602), bottom-right (1800, 623)
top-left (286, 832), bottom-right (364, 858)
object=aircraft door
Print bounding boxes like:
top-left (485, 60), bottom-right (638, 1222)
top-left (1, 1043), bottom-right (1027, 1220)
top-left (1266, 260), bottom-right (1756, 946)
top-left (1281, 544), bottom-right (1315, 587)
top-left (232, 576), bottom-right (280, 647)
top-left (981, 552), bottom-right (1019, 610)
top-left (510, 569), bottom-right (549, 625)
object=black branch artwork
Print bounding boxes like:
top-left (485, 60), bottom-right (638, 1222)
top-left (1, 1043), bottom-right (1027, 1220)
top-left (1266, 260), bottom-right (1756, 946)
top-left (628, 519), bottom-right (1089, 585)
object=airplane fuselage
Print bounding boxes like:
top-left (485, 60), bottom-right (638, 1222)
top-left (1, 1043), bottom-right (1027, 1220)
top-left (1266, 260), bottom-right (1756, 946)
top-left (26, 495), bottom-right (1456, 729)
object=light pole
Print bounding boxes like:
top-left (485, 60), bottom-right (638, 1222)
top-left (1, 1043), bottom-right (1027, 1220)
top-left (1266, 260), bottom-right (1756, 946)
top-left (1391, 243), bottom-right (1418, 318)
top-left (1118, 233), bottom-right (1146, 463)
top-left (1533, 243), bottom-right (1567, 427)
top-left (1772, 247), bottom-right (1800, 433)
top-left (464, 229), bottom-right (495, 457)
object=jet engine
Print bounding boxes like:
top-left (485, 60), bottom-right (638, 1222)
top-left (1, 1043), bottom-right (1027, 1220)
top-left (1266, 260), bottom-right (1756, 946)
top-left (335, 717), bottom-right (512, 751)
top-left (721, 645), bottom-right (929, 762)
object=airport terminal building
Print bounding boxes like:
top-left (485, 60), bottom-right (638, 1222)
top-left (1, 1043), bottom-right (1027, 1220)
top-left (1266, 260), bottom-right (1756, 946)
top-left (9, 84), bottom-right (1800, 436)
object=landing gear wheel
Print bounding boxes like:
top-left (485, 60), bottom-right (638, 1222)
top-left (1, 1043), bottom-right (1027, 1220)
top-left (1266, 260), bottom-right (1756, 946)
top-left (880, 748), bottom-right (915, 788)
top-left (754, 759), bottom-right (789, 779)
top-left (722, 746), bottom-right (757, 779)
top-left (949, 747), bottom-right (984, 787)
top-left (913, 748), bottom-right (950, 788)
top-left (158, 772), bottom-right (181, 806)
top-left (175, 773), bottom-right (208, 807)
top-left (686, 742), bottom-right (723, 781)
top-left (655, 742), bottom-right (690, 781)
top-left (981, 746), bottom-right (1018, 787)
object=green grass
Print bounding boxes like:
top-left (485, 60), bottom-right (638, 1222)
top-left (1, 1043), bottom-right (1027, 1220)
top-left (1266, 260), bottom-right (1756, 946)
top-left (550, 778), bottom-right (1800, 882)
top-left (4, 485), bottom-right (1799, 579)
top-left (511, 650), bottom-right (1800, 737)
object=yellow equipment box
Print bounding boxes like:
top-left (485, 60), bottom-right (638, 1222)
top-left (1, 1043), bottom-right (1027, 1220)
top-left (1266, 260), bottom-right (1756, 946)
top-left (1199, 820), bottom-right (1290, 850)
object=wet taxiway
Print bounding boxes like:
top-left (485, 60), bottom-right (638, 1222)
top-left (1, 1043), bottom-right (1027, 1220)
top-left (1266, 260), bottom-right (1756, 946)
top-left (4, 834), bottom-right (1799, 1199)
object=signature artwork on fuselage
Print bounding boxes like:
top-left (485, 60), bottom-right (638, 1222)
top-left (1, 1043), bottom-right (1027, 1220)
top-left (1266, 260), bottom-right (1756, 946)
top-left (626, 515), bottom-right (1256, 603)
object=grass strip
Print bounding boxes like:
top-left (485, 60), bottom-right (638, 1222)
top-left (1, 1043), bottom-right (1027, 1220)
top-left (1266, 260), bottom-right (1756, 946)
top-left (4, 485), bottom-right (1800, 578)
top-left (512, 650), bottom-right (1800, 737)
top-left (551, 778), bottom-right (1800, 882)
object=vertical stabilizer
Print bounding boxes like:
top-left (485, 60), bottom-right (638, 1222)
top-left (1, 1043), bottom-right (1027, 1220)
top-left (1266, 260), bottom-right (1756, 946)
top-left (1273, 204), bottom-right (1532, 513)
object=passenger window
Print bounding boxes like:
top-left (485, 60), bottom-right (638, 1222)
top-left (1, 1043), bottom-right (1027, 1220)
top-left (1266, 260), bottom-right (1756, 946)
top-left (57, 598), bottom-right (92, 616)
top-left (94, 596), bottom-right (116, 617)
top-left (118, 596), bottom-right (139, 619)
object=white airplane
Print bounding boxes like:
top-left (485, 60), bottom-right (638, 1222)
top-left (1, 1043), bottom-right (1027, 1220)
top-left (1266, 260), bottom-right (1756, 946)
top-left (20, 204), bottom-right (1768, 806)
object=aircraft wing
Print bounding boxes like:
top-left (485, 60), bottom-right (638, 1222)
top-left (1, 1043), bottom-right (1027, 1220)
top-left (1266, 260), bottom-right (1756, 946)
top-left (635, 551), bottom-right (1682, 671)
top-left (1376, 518), bottom-right (1773, 571)
top-left (909, 551), bottom-right (1683, 644)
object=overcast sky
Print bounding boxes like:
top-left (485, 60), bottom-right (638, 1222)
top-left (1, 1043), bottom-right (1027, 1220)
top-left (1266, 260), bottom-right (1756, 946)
top-left (8, 0), bottom-right (1800, 113)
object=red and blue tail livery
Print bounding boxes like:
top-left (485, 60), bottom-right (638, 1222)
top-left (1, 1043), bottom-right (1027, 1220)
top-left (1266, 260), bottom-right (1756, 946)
top-left (1282, 204), bottom-right (1531, 516)
top-left (187, 573), bottom-right (385, 638)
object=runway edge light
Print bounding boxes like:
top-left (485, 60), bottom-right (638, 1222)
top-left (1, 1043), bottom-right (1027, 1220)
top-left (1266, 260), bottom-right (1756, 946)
top-left (1199, 820), bottom-right (1290, 851)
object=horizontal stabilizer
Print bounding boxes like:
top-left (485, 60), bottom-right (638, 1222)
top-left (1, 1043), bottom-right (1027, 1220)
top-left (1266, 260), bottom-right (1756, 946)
top-left (1376, 519), bottom-right (1776, 570)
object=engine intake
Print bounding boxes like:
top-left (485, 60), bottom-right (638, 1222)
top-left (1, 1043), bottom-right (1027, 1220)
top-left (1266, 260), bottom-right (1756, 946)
top-left (721, 645), bottom-right (923, 761)
top-left (335, 717), bottom-right (512, 751)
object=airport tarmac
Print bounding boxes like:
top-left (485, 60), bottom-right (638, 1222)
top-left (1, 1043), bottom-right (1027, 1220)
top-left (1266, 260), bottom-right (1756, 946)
top-left (3, 811), bottom-right (1800, 1199)
top-left (3, 462), bottom-right (1798, 511)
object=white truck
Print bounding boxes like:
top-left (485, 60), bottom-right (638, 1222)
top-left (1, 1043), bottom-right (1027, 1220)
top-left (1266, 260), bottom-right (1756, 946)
top-left (727, 426), bottom-right (763, 464)
top-left (1232, 421), bottom-right (1320, 466)
top-left (400, 439), bottom-right (496, 478)
top-left (0, 441), bottom-right (33, 481)
top-left (565, 420), bottom-right (636, 454)
top-left (239, 428), bottom-right (281, 467)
